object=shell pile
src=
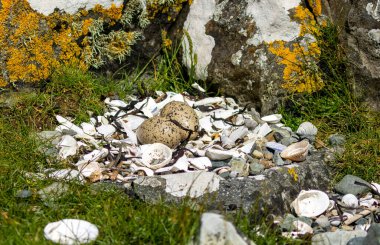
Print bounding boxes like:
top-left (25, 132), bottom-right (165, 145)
top-left (280, 187), bottom-right (380, 239)
top-left (37, 87), bottom-right (322, 182)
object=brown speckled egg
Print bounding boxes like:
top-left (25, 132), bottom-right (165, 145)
top-left (136, 116), bottom-right (185, 148)
top-left (160, 101), bottom-right (199, 140)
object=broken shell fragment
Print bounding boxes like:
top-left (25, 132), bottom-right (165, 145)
top-left (56, 115), bottom-right (84, 135)
top-left (280, 140), bottom-right (309, 162)
top-left (291, 190), bottom-right (330, 218)
top-left (296, 122), bottom-right (318, 136)
top-left (130, 163), bottom-right (154, 176)
top-left (261, 114), bottom-right (282, 124)
top-left (141, 143), bottom-right (172, 170)
top-left (293, 220), bottom-right (313, 234)
top-left (57, 135), bottom-right (78, 159)
top-left (188, 157), bottom-right (212, 170)
top-left (44, 219), bottom-right (99, 244)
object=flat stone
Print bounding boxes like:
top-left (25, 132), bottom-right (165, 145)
top-left (334, 175), bottom-right (371, 195)
top-left (196, 213), bottom-right (255, 245)
top-left (347, 237), bottom-right (365, 245)
top-left (38, 182), bottom-right (69, 201)
top-left (312, 230), bottom-right (367, 245)
top-left (249, 162), bottom-right (264, 175)
top-left (328, 134), bottom-right (346, 146)
top-left (273, 151), bottom-right (285, 166)
top-left (16, 190), bottom-right (32, 199)
top-left (133, 171), bottom-right (222, 203)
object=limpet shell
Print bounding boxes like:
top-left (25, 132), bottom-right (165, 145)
top-left (141, 143), bottom-right (172, 170)
top-left (341, 194), bottom-right (359, 208)
top-left (280, 140), bottom-right (309, 162)
top-left (160, 101), bottom-right (199, 140)
top-left (291, 190), bottom-right (330, 217)
top-left (136, 116), bottom-right (185, 148)
top-left (296, 122), bottom-right (318, 136)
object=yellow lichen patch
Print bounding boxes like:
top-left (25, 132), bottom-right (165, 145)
top-left (288, 167), bottom-right (299, 182)
top-left (268, 0), bottom-right (324, 93)
top-left (93, 4), bottom-right (123, 24)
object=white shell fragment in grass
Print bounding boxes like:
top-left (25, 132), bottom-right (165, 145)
top-left (56, 115), bottom-right (84, 135)
top-left (296, 122), bottom-right (318, 136)
top-left (291, 190), bottom-right (330, 218)
top-left (96, 124), bottom-right (116, 138)
top-left (280, 140), bottom-right (309, 162)
top-left (44, 219), bottom-right (99, 245)
top-left (57, 135), bottom-right (78, 159)
top-left (141, 143), bottom-right (172, 170)
top-left (261, 114), bottom-right (282, 124)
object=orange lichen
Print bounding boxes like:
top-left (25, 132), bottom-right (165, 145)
top-left (268, 0), bottom-right (324, 93)
top-left (0, 0), bottom-right (192, 87)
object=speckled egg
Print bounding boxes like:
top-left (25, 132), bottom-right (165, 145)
top-left (136, 116), bottom-right (185, 148)
top-left (160, 101), bottom-right (199, 140)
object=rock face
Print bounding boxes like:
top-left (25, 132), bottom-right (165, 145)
top-left (182, 0), bottom-right (324, 113)
top-left (132, 151), bottom-right (331, 215)
top-left (325, 0), bottom-right (380, 111)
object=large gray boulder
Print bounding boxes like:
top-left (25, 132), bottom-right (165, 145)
top-left (132, 151), bottom-right (331, 215)
top-left (325, 0), bottom-right (380, 111)
top-left (181, 0), bottom-right (322, 113)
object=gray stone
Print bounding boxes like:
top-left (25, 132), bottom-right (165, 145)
top-left (229, 158), bottom-right (249, 177)
top-left (328, 134), bottom-right (346, 147)
top-left (133, 171), bottom-right (222, 203)
top-left (347, 237), bottom-right (365, 245)
top-left (195, 213), bottom-right (255, 245)
top-left (334, 175), bottom-right (371, 195)
top-left (312, 230), bottom-right (367, 245)
top-left (363, 223), bottom-right (380, 245)
top-left (315, 215), bottom-right (330, 229)
top-left (280, 213), bottom-right (313, 232)
top-left (16, 190), bottom-right (32, 199)
top-left (38, 182), bottom-right (69, 201)
top-left (249, 162), bottom-right (264, 175)
top-left (273, 151), bottom-right (285, 166)
top-left (211, 160), bottom-right (229, 169)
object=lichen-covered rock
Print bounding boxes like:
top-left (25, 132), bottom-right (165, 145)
top-left (325, 0), bottom-right (380, 111)
top-left (0, 0), bottom-right (189, 86)
top-left (181, 0), bottom-right (324, 113)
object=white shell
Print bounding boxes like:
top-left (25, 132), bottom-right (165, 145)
top-left (293, 220), bottom-right (313, 234)
top-left (76, 148), bottom-right (109, 166)
top-left (134, 97), bottom-right (159, 118)
top-left (205, 148), bottom-right (235, 160)
top-left (44, 219), bottom-right (98, 244)
top-left (57, 135), bottom-right (78, 159)
top-left (194, 97), bottom-right (224, 107)
top-left (254, 123), bottom-right (272, 137)
top-left (130, 163), bottom-right (154, 176)
top-left (291, 190), bottom-right (330, 217)
top-left (199, 116), bottom-right (214, 132)
top-left (104, 98), bottom-right (128, 108)
top-left (341, 194), bottom-right (359, 208)
top-left (296, 122), bottom-right (318, 136)
top-left (56, 115), bottom-right (84, 135)
top-left (120, 115), bottom-right (145, 130)
top-left (171, 156), bottom-right (190, 172)
top-left (191, 82), bottom-right (206, 92)
top-left (371, 182), bottom-right (380, 193)
top-left (77, 162), bottom-right (101, 178)
top-left (188, 157), bottom-right (212, 170)
top-left (96, 124), bottom-right (116, 138)
top-left (80, 122), bottom-right (96, 136)
top-left (280, 140), bottom-right (309, 162)
top-left (141, 143), bottom-right (172, 170)
top-left (261, 114), bottom-right (282, 124)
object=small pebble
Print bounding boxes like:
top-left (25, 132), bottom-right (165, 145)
top-left (252, 150), bottom-right (264, 159)
top-left (16, 189), bottom-right (32, 199)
